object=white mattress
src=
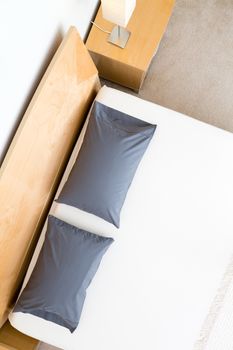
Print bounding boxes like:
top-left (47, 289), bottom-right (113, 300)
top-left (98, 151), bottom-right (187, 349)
top-left (9, 86), bottom-right (233, 350)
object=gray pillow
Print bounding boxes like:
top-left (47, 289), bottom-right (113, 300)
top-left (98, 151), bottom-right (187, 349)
top-left (57, 101), bottom-right (156, 227)
top-left (14, 216), bottom-right (114, 333)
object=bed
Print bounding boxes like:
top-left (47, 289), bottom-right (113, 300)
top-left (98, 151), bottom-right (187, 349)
top-left (8, 79), bottom-right (233, 350)
top-left (0, 20), bottom-right (231, 349)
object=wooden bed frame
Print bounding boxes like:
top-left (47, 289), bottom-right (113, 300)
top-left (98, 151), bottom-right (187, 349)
top-left (0, 26), bottom-right (100, 348)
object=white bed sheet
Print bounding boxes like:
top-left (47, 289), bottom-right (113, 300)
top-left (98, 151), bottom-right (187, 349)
top-left (9, 86), bottom-right (233, 350)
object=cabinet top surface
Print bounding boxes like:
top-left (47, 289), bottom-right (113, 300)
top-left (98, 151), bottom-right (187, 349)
top-left (86, 0), bottom-right (175, 71)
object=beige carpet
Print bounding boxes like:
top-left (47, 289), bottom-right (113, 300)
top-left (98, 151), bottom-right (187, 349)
top-left (39, 1), bottom-right (233, 349)
top-left (104, 0), bottom-right (233, 133)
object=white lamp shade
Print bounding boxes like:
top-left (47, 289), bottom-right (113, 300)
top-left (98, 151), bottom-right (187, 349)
top-left (101, 0), bottom-right (136, 27)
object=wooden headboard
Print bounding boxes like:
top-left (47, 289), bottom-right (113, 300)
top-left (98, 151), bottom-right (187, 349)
top-left (0, 26), bottom-right (100, 325)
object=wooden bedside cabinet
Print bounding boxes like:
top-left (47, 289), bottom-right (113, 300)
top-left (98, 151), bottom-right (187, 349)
top-left (86, 0), bottom-right (175, 91)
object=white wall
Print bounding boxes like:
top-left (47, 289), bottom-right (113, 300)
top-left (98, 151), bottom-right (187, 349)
top-left (0, 0), bottom-right (99, 164)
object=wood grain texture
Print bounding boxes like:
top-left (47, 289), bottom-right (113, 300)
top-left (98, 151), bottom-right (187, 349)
top-left (0, 321), bottom-right (39, 350)
top-left (86, 0), bottom-right (175, 90)
top-left (0, 26), bottom-right (100, 325)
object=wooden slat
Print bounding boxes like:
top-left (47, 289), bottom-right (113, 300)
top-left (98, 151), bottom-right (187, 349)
top-left (0, 322), bottom-right (39, 350)
top-left (0, 26), bottom-right (100, 325)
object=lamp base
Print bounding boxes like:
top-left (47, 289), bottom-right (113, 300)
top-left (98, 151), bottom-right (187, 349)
top-left (108, 26), bottom-right (131, 48)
